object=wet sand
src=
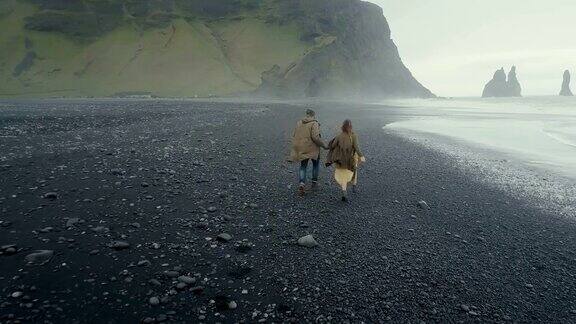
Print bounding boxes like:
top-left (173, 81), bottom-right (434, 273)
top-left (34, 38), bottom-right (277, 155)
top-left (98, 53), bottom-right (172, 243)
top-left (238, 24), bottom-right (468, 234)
top-left (1, 99), bottom-right (575, 323)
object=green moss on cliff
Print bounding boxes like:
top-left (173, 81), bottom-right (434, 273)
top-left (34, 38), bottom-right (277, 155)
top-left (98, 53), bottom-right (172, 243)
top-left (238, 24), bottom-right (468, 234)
top-left (0, 0), bottom-right (309, 97)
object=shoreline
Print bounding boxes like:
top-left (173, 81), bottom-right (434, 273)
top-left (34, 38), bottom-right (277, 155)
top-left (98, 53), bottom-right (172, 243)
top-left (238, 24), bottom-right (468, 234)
top-left (385, 127), bottom-right (576, 218)
top-left (1, 100), bottom-right (575, 323)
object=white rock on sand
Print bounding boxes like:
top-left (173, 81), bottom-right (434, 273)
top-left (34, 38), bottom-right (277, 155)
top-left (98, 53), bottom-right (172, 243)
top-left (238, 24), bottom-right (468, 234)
top-left (298, 235), bottom-right (319, 248)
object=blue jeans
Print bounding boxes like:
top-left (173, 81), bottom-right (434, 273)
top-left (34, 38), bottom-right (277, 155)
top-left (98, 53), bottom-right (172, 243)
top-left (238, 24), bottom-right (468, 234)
top-left (299, 158), bottom-right (320, 185)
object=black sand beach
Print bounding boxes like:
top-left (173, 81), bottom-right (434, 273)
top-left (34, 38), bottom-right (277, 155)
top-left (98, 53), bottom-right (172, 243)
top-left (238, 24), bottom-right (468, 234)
top-left (1, 100), bottom-right (575, 323)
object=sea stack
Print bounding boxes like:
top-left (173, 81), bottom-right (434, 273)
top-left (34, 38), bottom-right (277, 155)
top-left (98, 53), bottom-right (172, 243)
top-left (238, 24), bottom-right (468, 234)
top-left (560, 70), bottom-right (573, 96)
top-left (482, 66), bottom-right (522, 98)
top-left (507, 66), bottom-right (522, 97)
top-left (482, 68), bottom-right (508, 98)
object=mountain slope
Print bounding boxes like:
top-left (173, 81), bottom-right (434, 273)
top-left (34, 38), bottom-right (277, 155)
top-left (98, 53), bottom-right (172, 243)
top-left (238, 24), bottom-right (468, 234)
top-left (258, 0), bottom-right (433, 99)
top-left (0, 0), bottom-right (433, 98)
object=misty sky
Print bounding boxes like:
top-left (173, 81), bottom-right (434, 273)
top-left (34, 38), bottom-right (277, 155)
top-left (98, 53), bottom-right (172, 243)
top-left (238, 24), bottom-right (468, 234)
top-left (368, 0), bottom-right (576, 97)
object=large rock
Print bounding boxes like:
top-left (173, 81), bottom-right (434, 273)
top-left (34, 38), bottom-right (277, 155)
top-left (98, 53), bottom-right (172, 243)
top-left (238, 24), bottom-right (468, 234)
top-left (298, 235), bottom-right (319, 248)
top-left (482, 66), bottom-right (522, 98)
top-left (560, 70), bottom-right (573, 96)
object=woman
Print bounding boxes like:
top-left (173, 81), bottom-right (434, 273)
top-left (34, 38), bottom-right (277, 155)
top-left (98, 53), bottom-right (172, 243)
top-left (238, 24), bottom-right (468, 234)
top-left (326, 120), bottom-right (366, 201)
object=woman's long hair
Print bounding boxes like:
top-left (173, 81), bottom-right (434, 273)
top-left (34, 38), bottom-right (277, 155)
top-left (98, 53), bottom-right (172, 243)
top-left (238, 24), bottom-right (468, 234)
top-left (341, 119), bottom-right (352, 134)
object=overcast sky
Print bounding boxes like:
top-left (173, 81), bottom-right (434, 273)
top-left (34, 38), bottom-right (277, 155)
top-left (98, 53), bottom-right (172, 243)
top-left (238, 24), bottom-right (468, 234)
top-left (367, 0), bottom-right (576, 97)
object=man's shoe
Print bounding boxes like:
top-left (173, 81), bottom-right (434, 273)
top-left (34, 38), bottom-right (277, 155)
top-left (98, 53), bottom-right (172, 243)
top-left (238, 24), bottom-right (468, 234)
top-left (298, 185), bottom-right (306, 196)
top-left (352, 185), bottom-right (357, 193)
top-left (311, 181), bottom-right (319, 191)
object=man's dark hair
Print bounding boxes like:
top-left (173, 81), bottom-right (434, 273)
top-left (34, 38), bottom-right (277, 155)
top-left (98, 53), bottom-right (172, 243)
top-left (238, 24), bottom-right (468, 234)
top-left (342, 119), bottom-right (352, 133)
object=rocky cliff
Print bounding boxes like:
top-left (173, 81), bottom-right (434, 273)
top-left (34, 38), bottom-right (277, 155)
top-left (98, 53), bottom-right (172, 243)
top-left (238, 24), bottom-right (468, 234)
top-left (482, 66), bottom-right (522, 98)
top-left (560, 70), bottom-right (573, 96)
top-left (0, 0), bottom-right (433, 99)
top-left (256, 0), bottom-right (433, 99)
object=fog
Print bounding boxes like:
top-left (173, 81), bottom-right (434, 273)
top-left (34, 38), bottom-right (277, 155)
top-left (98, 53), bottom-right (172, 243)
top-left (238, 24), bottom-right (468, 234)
top-left (368, 0), bottom-right (576, 97)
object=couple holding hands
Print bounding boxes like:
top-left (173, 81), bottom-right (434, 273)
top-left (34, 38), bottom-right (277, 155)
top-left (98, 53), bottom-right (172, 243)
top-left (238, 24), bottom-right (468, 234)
top-left (290, 109), bottom-right (366, 202)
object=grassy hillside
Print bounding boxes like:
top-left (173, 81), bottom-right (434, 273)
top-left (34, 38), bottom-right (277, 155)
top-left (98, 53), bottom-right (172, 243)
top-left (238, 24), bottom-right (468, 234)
top-left (0, 0), bottom-right (311, 97)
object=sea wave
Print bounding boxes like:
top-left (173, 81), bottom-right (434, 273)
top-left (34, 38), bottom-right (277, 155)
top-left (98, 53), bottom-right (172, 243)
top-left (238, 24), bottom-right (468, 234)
top-left (542, 128), bottom-right (576, 149)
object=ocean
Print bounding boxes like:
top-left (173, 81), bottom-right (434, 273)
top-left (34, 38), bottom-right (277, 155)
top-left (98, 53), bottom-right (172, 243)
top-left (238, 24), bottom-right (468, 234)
top-left (380, 96), bottom-right (576, 216)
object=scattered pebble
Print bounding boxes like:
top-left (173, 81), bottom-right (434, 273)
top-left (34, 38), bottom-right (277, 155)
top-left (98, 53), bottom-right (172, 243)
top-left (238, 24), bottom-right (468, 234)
top-left (149, 296), bottom-right (160, 306)
top-left (417, 200), bottom-right (430, 210)
top-left (25, 250), bottom-right (54, 265)
top-left (109, 241), bottom-right (131, 251)
top-left (298, 235), bottom-right (319, 248)
top-left (43, 192), bottom-right (59, 200)
top-left (217, 233), bottom-right (233, 242)
top-left (178, 276), bottom-right (196, 284)
top-left (66, 218), bottom-right (80, 228)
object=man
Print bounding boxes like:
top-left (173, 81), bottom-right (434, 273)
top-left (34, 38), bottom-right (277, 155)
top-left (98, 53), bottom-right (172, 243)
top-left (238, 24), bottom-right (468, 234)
top-left (290, 109), bottom-right (329, 196)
